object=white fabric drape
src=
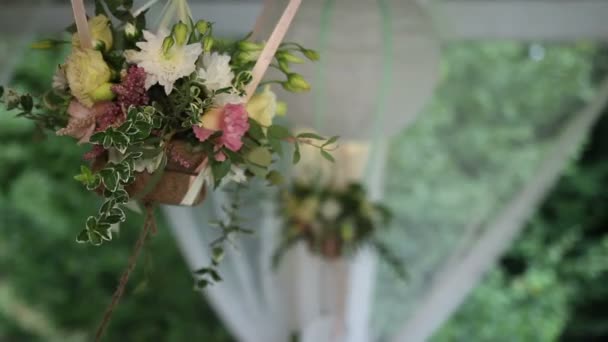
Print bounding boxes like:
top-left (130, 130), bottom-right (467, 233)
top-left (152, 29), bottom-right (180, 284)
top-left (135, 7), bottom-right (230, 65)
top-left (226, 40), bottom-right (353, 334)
top-left (163, 140), bottom-right (388, 342)
top-left (163, 0), bottom-right (437, 340)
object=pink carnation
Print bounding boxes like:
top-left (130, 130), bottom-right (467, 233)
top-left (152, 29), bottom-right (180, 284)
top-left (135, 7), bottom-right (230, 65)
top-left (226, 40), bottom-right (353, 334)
top-left (219, 104), bottom-right (249, 151)
top-left (193, 103), bottom-right (250, 153)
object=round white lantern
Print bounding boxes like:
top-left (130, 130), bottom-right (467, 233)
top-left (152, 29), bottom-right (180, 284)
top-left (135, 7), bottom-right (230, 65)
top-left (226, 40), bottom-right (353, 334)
top-left (262, 0), bottom-right (441, 139)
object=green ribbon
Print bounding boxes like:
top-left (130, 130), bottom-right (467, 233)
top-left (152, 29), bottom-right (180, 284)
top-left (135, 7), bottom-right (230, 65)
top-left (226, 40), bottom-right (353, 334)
top-left (364, 0), bottom-right (394, 183)
top-left (313, 0), bottom-right (336, 131)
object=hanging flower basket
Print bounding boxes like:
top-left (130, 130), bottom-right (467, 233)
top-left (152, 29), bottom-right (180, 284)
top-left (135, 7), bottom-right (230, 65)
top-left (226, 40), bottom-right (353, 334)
top-left (0, 0), bottom-right (339, 340)
top-left (92, 140), bottom-right (207, 205)
top-left (274, 182), bottom-right (406, 277)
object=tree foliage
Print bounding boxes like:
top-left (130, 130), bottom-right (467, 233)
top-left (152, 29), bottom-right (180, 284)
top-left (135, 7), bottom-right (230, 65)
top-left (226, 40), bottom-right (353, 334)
top-left (432, 50), bottom-right (608, 342)
top-left (0, 46), bottom-right (230, 341)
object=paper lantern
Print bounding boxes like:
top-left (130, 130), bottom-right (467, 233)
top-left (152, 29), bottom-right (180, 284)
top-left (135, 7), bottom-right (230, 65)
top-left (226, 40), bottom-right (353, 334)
top-left (263, 0), bottom-right (440, 139)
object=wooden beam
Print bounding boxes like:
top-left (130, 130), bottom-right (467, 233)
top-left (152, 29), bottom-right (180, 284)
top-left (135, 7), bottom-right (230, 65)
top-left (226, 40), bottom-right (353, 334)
top-left (3, 1), bottom-right (608, 41)
top-left (427, 0), bottom-right (608, 41)
top-left (0, 1), bottom-right (261, 38)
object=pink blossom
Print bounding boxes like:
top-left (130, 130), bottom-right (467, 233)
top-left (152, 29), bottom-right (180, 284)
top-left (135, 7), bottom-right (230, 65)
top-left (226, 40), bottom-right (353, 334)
top-left (95, 102), bottom-right (124, 132)
top-left (112, 66), bottom-right (149, 109)
top-left (193, 125), bottom-right (215, 142)
top-left (193, 103), bottom-right (250, 153)
top-left (169, 146), bottom-right (193, 169)
top-left (219, 104), bottom-right (249, 151)
top-left (56, 101), bottom-right (105, 143)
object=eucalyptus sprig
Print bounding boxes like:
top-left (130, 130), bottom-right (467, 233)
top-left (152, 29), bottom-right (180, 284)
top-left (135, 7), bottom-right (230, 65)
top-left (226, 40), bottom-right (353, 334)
top-left (194, 184), bottom-right (253, 289)
top-left (0, 86), bottom-right (69, 130)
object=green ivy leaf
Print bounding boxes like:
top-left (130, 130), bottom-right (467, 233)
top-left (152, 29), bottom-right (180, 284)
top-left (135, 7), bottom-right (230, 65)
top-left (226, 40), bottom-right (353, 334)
top-left (86, 216), bottom-right (98, 231)
top-left (99, 199), bottom-right (117, 215)
top-left (74, 165), bottom-right (95, 184)
top-left (5, 90), bottom-right (21, 111)
top-left (196, 279), bottom-right (210, 289)
top-left (111, 131), bottom-right (130, 153)
top-left (97, 226), bottom-right (113, 241)
top-left (113, 189), bottom-right (130, 204)
top-left (320, 150), bottom-right (335, 162)
top-left (293, 143), bottom-right (301, 164)
top-left (297, 132), bottom-right (325, 140)
top-left (247, 118), bottom-right (265, 141)
top-left (194, 267), bottom-right (211, 276)
top-left (100, 169), bottom-right (120, 192)
top-left (247, 163), bottom-right (267, 179)
top-left (89, 231), bottom-right (103, 246)
top-left (247, 147), bottom-right (272, 167)
top-left (76, 229), bottom-right (90, 243)
top-left (322, 135), bottom-right (340, 147)
top-left (212, 246), bottom-right (225, 264)
top-left (268, 138), bottom-right (283, 156)
top-left (86, 176), bottom-right (102, 191)
top-left (211, 161), bottom-right (232, 186)
top-left (209, 269), bottom-right (222, 282)
top-left (108, 207), bottom-right (126, 222)
top-left (266, 170), bottom-right (284, 186)
top-left (268, 125), bottom-right (290, 140)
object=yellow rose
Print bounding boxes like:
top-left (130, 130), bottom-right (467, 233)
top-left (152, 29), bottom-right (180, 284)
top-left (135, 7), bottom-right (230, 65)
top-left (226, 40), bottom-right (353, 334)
top-left (72, 15), bottom-right (113, 51)
top-left (294, 197), bottom-right (319, 223)
top-left (246, 85), bottom-right (277, 127)
top-left (200, 107), bottom-right (223, 130)
top-left (65, 48), bottom-right (112, 107)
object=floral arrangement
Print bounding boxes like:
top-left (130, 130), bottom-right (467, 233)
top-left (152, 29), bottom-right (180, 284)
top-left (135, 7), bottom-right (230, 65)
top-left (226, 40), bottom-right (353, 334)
top-left (274, 182), bottom-right (406, 278)
top-left (0, 0), bottom-right (336, 338)
top-left (0, 0), bottom-right (334, 247)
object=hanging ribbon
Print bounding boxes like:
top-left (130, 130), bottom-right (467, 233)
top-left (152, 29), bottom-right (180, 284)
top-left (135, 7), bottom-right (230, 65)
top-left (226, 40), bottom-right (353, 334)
top-left (157, 0), bottom-right (193, 32)
top-left (245, 0), bottom-right (303, 101)
top-left (363, 0), bottom-right (394, 184)
top-left (71, 0), bottom-right (92, 49)
top-left (94, 203), bottom-right (158, 342)
top-left (180, 158), bottom-right (209, 206)
top-left (313, 0), bottom-right (336, 131)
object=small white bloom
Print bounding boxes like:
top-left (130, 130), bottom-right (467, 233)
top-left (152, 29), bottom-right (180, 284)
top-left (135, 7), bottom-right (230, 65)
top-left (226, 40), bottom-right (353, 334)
top-left (320, 198), bottom-right (342, 221)
top-left (214, 91), bottom-right (244, 106)
top-left (108, 148), bottom-right (164, 174)
top-left (126, 30), bottom-right (202, 95)
top-left (52, 65), bottom-right (68, 91)
top-left (227, 165), bottom-right (247, 183)
top-left (133, 153), bottom-right (164, 173)
top-left (198, 52), bottom-right (234, 92)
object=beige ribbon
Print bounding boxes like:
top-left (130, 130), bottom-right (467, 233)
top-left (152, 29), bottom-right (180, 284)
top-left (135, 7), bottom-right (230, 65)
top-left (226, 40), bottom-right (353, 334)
top-left (245, 0), bottom-right (302, 101)
top-left (180, 158), bottom-right (209, 206)
top-left (71, 0), bottom-right (92, 49)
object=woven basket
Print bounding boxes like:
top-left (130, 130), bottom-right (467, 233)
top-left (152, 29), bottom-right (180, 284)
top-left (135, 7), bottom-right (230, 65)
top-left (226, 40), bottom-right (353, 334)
top-left (93, 140), bottom-right (207, 206)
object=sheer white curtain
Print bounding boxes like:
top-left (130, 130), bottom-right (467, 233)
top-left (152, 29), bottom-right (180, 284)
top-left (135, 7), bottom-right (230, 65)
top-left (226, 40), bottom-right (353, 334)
top-left (164, 0), bottom-right (439, 340)
top-left (163, 139), bottom-right (388, 342)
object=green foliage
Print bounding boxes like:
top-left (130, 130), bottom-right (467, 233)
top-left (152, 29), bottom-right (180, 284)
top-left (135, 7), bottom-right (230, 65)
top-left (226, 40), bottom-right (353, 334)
top-left (374, 42), bottom-right (599, 336)
top-left (0, 44), bottom-right (230, 341)
top-left (274, 182), bottom-right (404, 278)
top-left (194, 185), bottom-right (253, 289)
top-left (431, 49), bottom-right (608, 342)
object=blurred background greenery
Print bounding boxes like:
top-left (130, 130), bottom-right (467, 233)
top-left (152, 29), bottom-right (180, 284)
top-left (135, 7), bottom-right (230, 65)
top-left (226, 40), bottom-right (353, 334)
top-left (1, 42), bottom-right (607, 341)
